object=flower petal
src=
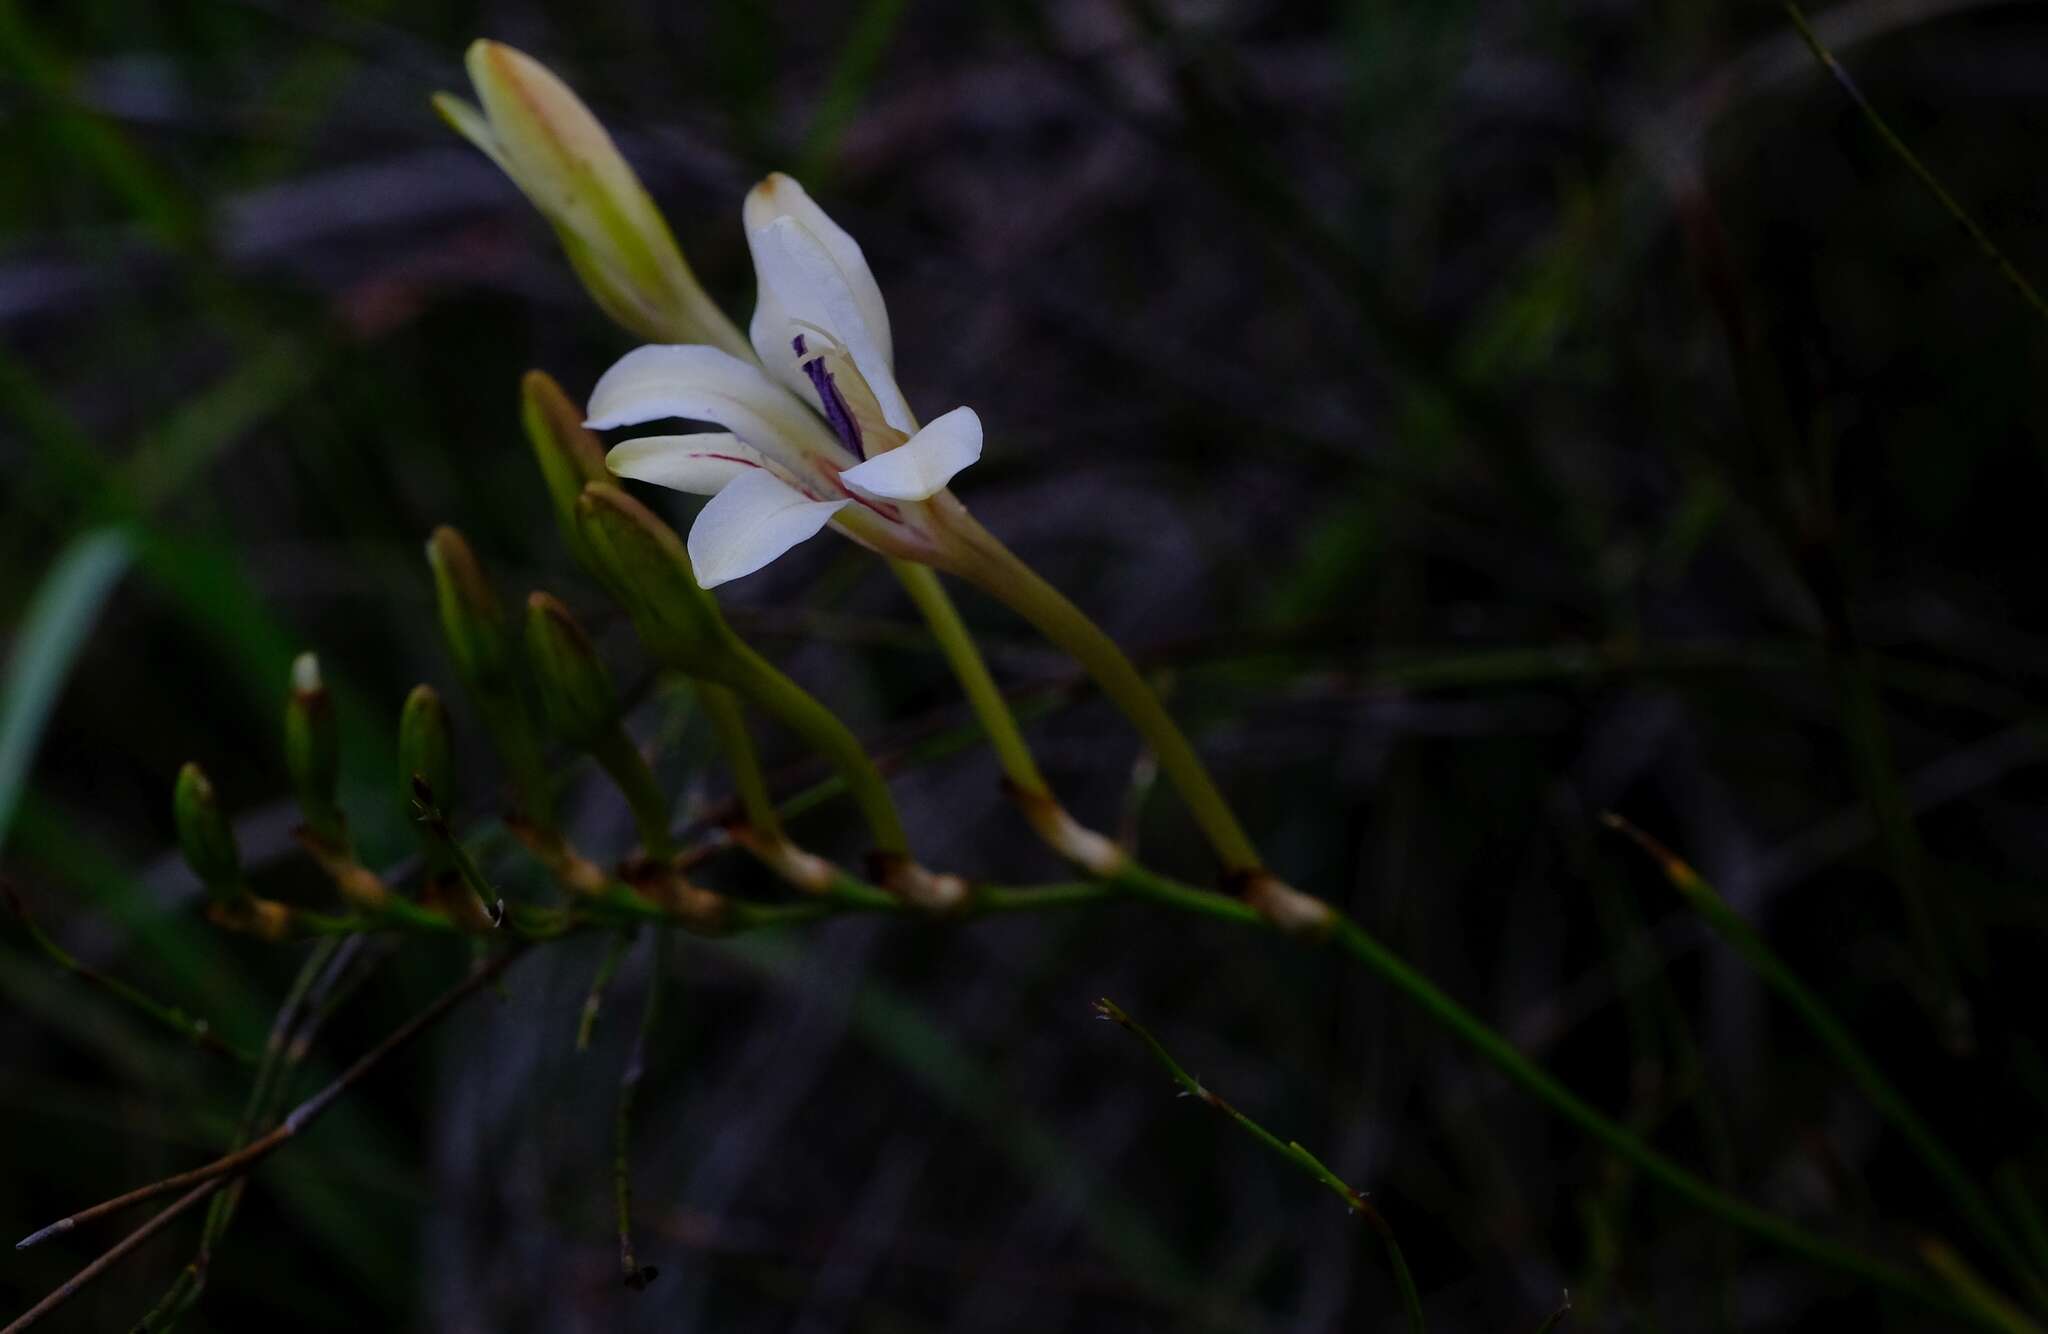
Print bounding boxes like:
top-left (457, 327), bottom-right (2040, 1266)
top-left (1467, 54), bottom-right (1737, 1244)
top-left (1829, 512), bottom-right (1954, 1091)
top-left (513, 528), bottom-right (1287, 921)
top-left (586, 344), bottom-right (850, 468)
top-left (748, 215), bottom-right (915, 435)
top-left (686, 469), bottom-right (849, 589)
top-left (838, 406), bottom-right (982, 501)
top-left (747, 279), bottom-right (813, 405)
top-left (744, 173), bottom-right (892, 366)
top-left (606, 433), bottom-right (769, 495)
top-left (431, 94), bottom-right (512, 175)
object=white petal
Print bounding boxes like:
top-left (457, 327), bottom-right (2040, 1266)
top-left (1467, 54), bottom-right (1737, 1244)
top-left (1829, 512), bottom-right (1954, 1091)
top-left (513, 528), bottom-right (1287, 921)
top-left (606, 433), bottom-right (768, 495)
top-left (431, 93), bottom-right (514, 177)
top-left (686, 469), bottom-right (848, 588)
top-left (838, 406), bottom-right (982, 501)
top-left (743, 174), bottom-right (892, 365)
top-left (586, 344), bottom-right (849, 466)
top-left (748, 215), bottom-right (915, 435)
top-left (747, 279), bottom-right (817, 407)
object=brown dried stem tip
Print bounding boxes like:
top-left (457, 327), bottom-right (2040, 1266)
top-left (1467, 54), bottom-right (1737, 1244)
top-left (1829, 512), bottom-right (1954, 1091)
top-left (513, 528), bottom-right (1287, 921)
top-left (1226, 869), bottom-right (1336, 938)
top-left (1003, 779), bottom-right (1125, 878)
top-left (866, 851), bottom-right (971, 914)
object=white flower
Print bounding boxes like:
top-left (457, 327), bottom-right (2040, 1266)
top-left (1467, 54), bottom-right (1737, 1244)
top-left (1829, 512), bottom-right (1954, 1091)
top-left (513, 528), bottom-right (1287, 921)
top-left (589, 174), bottom-right (983, 588)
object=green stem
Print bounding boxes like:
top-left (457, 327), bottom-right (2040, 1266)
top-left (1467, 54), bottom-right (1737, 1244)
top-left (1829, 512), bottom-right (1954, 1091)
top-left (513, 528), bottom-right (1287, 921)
top-left (209, 851), bottom-right (1968, 1317)
top-left (1607, 816), bottom-right (2048, 1310)
top-left (946, 515), bottom-right (1260, 871)
top-left (698, 681), bottom-right (782, 838)
top-left (1096, 998), bottom-right (1425, 1334)
top-left (719, 637), bottom-right (908, 855)
top-left (1324, 915), bottom-right (1950, 1309)
top-left (1918, 1239), bottom-right (2048, 1334)
top-left (889, 558), bottom-right (1047, 794)
top-left (3, 888), bottom-right (257, 1065)
top-left (577, 928), bottom-right (637, 1053)
top-left (614, 931), bottom-right (665, 1289)
top-left (137, 937), bottom-right (344, 1328)
top-left (479, 694), bottom-right (556, 834)
top-left (590, 726), bottom-right (675, 859)
top-left (1997, 1168), bottom-right (2048, 1303)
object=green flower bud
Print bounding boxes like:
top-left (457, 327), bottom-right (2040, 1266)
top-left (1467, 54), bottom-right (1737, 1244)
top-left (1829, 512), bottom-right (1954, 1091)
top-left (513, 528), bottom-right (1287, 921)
top-left (173, 762), bottom-right (243, 904)
top-left (522, 370), bottom-right (610, 571)
top-left (427, 526), bottom-right (511, 690)
top-left (574, 483), bottom-right (733, 674)
top-left (524, 592), bottom-right (620, 747)
top-left (397, 684), bottom-right (454, 814)
top-left (425, 528), bottom-right (554, 828)
top-left (284, 651), bottom-right (343, 840)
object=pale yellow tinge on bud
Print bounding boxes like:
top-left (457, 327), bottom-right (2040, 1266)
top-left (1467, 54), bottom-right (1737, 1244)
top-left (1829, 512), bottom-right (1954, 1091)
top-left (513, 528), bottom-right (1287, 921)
top-left (436, 40), bottom-right (750, 356)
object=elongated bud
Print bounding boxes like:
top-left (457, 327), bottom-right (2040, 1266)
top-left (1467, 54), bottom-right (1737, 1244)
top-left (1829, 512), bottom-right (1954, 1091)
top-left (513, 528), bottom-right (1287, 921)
top-left (426, 527), bottom-right (554, 826)
top-left (434, 40), bottom-right (750, 355)
top-left (174, 763), bottom-right (243, 904)
top-left (522, 370), bottom-right (610, 570)
top-left (525, 592), bottom-right (620, 747)
top-left (574, 483), bottom-right (733, 674)
top-left (284, 651), bottom-right (344, 841)
top-left (398, 684), bottom-right (454, 814)
top-left (427, 527), bottom-right (511, 688)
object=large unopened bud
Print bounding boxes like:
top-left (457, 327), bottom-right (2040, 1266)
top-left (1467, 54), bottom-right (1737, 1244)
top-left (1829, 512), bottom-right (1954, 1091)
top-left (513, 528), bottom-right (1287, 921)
top-left (434, 40), bottom-right (750, 355)
top-left (573, 483), bottom-right (733, 675)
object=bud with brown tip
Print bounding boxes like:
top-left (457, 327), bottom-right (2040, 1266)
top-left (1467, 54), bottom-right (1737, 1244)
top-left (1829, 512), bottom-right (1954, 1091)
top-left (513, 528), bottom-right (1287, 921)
top-left (284, 651), bottom-right (345, 845)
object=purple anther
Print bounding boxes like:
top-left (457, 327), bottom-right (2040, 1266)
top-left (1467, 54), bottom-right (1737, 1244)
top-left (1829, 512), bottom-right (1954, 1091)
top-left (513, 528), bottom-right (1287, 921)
top-left (802, 356), bottom-right (865, 459)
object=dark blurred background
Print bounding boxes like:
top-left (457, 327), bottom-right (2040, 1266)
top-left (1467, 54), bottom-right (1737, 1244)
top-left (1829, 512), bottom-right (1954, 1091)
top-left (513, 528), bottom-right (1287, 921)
top-left (5, 0), bottom-right (2048, 1329)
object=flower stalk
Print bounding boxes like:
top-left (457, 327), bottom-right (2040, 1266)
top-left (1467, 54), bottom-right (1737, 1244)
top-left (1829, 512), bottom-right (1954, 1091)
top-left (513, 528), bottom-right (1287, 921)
top-left (524, 590), bottom-right (678, 860)
top-left (573, 482), bottom-right (913, 862)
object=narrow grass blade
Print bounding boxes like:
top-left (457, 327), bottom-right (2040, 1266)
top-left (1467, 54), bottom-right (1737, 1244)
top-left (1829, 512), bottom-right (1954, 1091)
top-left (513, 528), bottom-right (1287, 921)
top-left (1781, 1), bottom-right (2048, 326)
top-left (0, 528), bottom-right (134, 855)
top-left (1096, 998), bottom-right (1426, 1334)
top-left (1605, 812), bottom-right (2048, 1311)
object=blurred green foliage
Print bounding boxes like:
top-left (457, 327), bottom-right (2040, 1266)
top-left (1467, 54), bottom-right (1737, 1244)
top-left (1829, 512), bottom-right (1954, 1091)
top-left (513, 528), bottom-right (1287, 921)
top-left (5, 1), bottom-right (2048, 1330)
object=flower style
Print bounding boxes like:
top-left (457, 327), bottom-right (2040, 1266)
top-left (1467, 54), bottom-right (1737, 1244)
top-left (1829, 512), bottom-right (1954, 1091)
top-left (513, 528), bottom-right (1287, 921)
top-left (589, 174), bottom-right (985, 588)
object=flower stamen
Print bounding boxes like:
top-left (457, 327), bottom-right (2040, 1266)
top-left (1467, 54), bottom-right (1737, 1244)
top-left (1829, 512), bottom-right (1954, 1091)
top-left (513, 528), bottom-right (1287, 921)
top-left (793, 333), bottom-right (865, 460)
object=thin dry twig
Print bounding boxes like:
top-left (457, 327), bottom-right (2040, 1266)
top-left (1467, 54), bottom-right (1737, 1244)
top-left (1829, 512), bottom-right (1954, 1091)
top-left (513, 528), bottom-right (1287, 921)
top-left (1, 1181), bottom-right (227, 1334)
top-left (6, 947), bottom-right (525, 1329)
